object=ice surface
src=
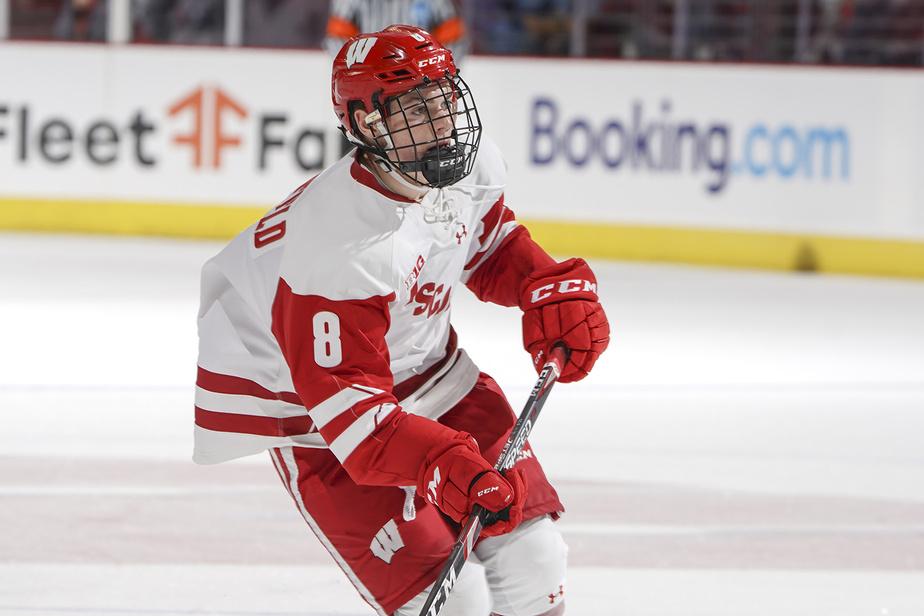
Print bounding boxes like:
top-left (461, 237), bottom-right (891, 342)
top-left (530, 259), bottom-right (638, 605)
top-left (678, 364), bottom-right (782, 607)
top-left (2, 232), bottom-right (923, 615)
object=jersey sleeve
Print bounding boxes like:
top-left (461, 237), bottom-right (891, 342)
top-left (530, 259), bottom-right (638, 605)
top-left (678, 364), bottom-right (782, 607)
top-left (194, 256), bottom-right (317, 465)
top-left (460, 140), bottom-right (557, 307)
top-left (271, 270), bottom-right (462, 487)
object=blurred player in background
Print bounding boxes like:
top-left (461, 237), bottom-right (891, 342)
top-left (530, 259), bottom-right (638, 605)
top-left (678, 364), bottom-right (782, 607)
top-left (324, 0), bottom-right (468, 62)
top-left (195, 25), bottom-right (608, 615)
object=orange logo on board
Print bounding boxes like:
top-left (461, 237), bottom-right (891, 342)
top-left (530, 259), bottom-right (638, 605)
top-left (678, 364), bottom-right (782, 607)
top-left (168, 86), bottom-right (248, 169)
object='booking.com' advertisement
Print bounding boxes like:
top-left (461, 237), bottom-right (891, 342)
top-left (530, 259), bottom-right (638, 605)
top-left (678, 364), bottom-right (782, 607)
top-left (473, 59), bottom-right (923, 240)
top-left (529, 97), bottom-right (850, 195)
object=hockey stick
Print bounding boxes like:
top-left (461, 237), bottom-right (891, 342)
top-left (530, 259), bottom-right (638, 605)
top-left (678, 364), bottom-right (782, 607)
top-left (418, 344), bottom-right (570, 616)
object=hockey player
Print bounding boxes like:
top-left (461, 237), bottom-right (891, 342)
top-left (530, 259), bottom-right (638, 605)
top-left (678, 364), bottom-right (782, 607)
top-left (194, 25), bottom-right (609, 616)
top-left (325, 0), bottom-right (468, 159)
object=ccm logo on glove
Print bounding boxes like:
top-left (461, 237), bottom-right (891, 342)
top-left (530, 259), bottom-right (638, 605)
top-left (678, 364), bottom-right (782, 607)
top-left (519, 258), bottom-right (610, 383)
top-left (419, 433), bottom-right (527, 537)
top-left (477, 485), bottom-right (500, 497)
top-left (529, 279), bottom-right (597, 304)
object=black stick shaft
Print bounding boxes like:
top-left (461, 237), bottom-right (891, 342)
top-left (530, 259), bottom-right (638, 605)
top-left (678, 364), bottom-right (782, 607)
top-left (417, 346), bottom-right (568, 616)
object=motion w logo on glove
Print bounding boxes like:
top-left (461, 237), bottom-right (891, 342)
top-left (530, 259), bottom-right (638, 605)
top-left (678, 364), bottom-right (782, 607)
top-left (426, 467), bottom-right (441, 503)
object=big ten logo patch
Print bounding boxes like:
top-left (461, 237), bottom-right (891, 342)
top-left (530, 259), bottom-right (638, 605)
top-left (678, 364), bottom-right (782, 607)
top-left (404, 254), bottom-right (426, 292)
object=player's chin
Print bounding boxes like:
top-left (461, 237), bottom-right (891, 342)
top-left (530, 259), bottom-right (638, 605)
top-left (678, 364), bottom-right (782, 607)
top-left (405, 164), bottom-right (431, 186)
top-left (404, 169), bottom-right (429, 186)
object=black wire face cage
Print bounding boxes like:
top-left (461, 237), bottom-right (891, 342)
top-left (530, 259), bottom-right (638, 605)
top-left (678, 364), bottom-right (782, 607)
top-left (367, 73), bottom-right (482, 189)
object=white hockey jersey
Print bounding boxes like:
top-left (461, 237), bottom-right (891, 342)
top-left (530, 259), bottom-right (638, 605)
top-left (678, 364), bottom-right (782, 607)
top-left (194, 139), bottom-right (528, 467)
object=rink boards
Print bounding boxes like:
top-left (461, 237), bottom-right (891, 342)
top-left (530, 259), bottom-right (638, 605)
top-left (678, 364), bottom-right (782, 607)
top-left (1, 42), bottom-right (923, 277)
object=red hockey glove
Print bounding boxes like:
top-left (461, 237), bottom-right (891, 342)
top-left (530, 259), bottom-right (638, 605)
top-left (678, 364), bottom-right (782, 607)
top-left (419, 433), bottom-right (527, 537)
top-left (475, 467), bottom-right (527, 538)
top-left (519, 258), bottom-right (610, 383)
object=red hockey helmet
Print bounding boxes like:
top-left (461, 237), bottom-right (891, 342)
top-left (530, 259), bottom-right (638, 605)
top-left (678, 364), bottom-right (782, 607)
top-left (331, 24), bottom-right (481, 188)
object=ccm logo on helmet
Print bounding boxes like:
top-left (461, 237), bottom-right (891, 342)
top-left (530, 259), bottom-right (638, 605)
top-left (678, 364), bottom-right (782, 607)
top-left (417, 54), bottom-right (446, 68)
top-left (530, 279), bottom-right (597, 304)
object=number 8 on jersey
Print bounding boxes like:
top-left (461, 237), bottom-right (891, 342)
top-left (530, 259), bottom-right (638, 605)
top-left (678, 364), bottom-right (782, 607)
top-left (313, 311), bottom-right (342, 368)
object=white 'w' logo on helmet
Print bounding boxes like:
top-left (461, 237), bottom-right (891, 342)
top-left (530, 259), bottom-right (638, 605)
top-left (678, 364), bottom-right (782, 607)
top-left (345, 37), bottom-right (377, 68)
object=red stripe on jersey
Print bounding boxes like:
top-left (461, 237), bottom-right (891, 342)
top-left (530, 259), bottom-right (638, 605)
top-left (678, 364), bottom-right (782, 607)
top-left (465, 195), bottom-right (516, 272)
top-left (271, 448), bottom-right (300, 506)
top-left (195, 406), bottom-right (314, 437)
top-left (196, 367), bottom-right (303, 406)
